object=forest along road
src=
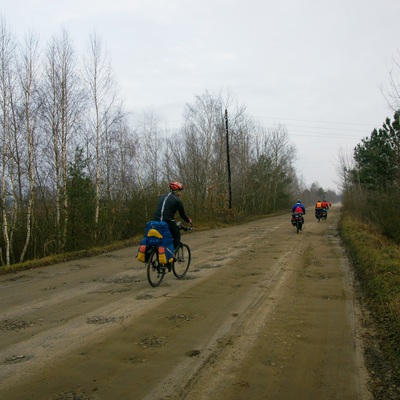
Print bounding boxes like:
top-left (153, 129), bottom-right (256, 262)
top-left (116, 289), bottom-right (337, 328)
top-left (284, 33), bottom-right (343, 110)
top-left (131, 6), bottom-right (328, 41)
top-left (0, 205), bottom-right (373, 400)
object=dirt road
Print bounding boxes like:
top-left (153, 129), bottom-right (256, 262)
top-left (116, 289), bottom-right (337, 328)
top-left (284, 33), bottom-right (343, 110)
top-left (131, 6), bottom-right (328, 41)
top-left (0, 205), bottom-right (372, 400)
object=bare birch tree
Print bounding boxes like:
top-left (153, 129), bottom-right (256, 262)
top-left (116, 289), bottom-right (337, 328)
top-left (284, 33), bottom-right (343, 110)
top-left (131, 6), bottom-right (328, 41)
top-left (18, 30), bottom-right (40, 263)
top-left (227, 106), bottom-right (254, 213)
top-left (137, 110), bottom-right (166, 188)
top-left (176, 90), bottom-right (226, 218)
top-left (41, 29), bottom-right (82, 252)
top-left (0, 18), bottom-right (16, 265)
top-left (267, 125), bottom-right (296, 209)
top-left (83, 32), bottom-right (125, 241)
top-left (113, 120), bottom-right (138, 199)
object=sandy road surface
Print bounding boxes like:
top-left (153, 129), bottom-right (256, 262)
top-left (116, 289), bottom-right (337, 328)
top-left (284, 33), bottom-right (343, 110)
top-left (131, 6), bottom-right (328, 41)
top-left (0, 205), bottom-right (372, 400)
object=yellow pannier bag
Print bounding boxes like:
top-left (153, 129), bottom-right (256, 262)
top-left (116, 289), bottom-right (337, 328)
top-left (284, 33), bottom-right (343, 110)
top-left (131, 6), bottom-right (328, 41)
top-left (137, 244), bottom-right (147, 262)
top-left (147, 229), bottom-right (163, 238)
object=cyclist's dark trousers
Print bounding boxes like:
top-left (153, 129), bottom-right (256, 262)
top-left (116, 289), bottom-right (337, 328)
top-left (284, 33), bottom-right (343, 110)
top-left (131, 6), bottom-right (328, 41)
top-left (166, 220), bottom-right (180, 250)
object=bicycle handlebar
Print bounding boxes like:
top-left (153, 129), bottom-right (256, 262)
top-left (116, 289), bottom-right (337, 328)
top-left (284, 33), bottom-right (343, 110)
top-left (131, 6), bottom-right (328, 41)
top-left (176, 221), bottom-right (193, 232)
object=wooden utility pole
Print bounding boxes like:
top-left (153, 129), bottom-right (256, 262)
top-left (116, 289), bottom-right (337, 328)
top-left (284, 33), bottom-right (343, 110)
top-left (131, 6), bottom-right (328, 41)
top-left (225, 109), bottom-right (232, 209)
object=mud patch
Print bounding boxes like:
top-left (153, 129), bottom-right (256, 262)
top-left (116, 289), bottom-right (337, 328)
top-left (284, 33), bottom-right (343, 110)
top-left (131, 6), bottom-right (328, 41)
top-left (109, 288), bottom-right (131, 294)
top-left (51, 388), bottom-right (95, 400)
top-left (76, 264), bottom-right (91, 270)
top-left (167, 313), bottom-right (197, 322)
top-left (3, 354), bottom-right (33, 364)
top-left (203, 263), bottom-right (223, 269)
top-left (186, 349), bottom-right (201, 357)
top-left (125, 354), bottom-right (145, 364)
top-left (0, 319), bottom-right (36, 332)
top-left (307, 258), bottom-right (323, 267)
top-left (300, 272), bottom-right (333, 280)
top-left (40, 286), bottom-right (57, 291)
top-left (86, 316), bottom-right (121, 325)
top-left (234, 380), bottom-right (250, 388)
top-left (107, 275), bottom-right (140, 284)
top-left (240, 272), bottom-right (262, 277)
top-left (136, 293), bottom-right (154, 300)
top-left (137, 336), bottom-right (167, 348)
top-left (179, 274), bottom-right (196, 280)
top-left (2, 274), bottom-right (27, 282)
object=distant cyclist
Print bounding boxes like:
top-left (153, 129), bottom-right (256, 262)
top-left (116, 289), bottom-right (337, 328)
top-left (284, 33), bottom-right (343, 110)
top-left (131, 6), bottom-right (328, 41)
top-left (292, 199), bottom-right (306, 214)
top-left (153, 181), bottom-right (192, 250)
top-left (321, 199), bottom-right (329, 210)
top-left (315, 200), bottom-right (322, 210)
top-left (292, 199), bottom-right (306, 223)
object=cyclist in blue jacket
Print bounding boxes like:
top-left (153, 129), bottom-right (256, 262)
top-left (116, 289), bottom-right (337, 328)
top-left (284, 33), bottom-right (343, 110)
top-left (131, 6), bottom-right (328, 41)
top-left (292, 199), bottom-right (306, 224)
top-left (292, 199), bottom-right (306, 214)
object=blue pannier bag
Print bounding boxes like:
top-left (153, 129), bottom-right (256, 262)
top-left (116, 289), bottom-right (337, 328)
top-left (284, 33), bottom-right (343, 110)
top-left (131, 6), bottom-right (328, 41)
top-left (136, 221), bottom-right (174, 264)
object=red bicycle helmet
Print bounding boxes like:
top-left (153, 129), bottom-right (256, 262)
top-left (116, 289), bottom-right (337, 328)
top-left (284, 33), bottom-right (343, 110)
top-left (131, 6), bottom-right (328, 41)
top-left (169, 181), bottom-right (184, 191)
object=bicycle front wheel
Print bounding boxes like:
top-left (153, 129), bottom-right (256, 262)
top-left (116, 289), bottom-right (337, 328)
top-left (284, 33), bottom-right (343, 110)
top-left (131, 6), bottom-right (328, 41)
top-left (172, 243), bottom-right (191, 279)
top-left (147, 249), bottom-right (166, 287)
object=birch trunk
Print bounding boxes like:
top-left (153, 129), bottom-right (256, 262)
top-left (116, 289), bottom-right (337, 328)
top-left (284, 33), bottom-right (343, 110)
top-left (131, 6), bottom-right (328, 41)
top-left (0, 19), bottom-right (14, 265)
top-left (19, 33), bottom-right (39, 263)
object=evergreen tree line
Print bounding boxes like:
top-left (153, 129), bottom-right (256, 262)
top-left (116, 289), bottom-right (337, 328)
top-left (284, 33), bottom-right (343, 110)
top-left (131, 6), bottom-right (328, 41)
top-left (340, 110), bottom-right (400, 243)
top-left (0, 21), bottom-right (335, 266)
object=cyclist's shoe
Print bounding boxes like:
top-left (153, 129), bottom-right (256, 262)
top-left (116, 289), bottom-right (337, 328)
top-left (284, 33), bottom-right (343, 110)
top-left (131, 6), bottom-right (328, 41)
top-left (166, 263), bottom-right (172, 272)
top-left (158, 265), bottom-right (166, 273)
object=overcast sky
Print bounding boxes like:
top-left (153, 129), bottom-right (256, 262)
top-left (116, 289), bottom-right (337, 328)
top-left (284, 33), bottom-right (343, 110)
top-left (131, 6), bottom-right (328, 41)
top-left (3, 0), bottom-right (400, 192)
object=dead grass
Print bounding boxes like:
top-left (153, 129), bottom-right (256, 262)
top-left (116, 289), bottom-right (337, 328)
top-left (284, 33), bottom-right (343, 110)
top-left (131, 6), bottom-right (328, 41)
top-left (340, 215), bottom-right (400, 397)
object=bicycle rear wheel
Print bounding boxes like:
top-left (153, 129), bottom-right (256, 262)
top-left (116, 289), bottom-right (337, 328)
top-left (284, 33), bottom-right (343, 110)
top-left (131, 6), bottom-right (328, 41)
top-left (172, 243), bottom-right (191, 279)
top-left (147, 249), bottom-right (166, 287)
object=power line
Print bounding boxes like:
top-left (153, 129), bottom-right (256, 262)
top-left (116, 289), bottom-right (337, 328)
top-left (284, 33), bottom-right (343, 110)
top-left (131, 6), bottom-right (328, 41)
top-left (247, 128), bottom-right (362, 140)
top-left (161, 114), bottom-right (380, 128)
top-left (274, 123), bottom-right (368, 133)
top-left (286, 131), bottom-right (362, 140)
top-left (250, 115), bottom-right (378, 127)
top-left (136, 114), bottom-right (375, 141)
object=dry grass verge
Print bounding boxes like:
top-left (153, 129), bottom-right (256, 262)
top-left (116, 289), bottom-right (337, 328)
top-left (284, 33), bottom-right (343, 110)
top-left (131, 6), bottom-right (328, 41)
top-left (340, 215), bottom-right (400, 399)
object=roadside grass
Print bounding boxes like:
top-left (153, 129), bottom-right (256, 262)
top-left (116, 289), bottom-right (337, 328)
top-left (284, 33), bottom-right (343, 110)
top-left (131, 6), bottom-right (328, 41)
top-left (340, 215), bottom-right (400, 392)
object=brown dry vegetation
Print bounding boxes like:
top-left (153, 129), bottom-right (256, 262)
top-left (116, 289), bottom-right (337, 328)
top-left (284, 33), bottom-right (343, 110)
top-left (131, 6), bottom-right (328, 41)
top-left (340, 215), bottom-right (400, 400)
